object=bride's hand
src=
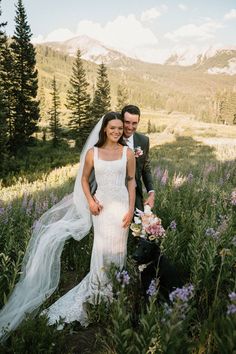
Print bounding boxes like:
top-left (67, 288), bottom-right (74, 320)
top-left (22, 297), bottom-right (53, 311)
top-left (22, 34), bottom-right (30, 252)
top-left (122, 209), bottom-right (134, 228)
top-left (89, 199), bottom-right (102, 215)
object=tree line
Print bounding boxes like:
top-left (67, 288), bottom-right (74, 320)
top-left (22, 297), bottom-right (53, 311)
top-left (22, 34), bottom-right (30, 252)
top-left (0, 0), bottom-right (129, 179)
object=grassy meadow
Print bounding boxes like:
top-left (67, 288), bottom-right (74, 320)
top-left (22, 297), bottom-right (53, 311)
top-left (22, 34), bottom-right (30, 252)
top-left (0, 111), bottom-right (236, 353)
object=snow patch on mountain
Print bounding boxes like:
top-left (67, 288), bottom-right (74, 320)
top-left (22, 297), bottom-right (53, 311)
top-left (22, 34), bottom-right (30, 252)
top-left (207, 58), bottom-right (236, 76)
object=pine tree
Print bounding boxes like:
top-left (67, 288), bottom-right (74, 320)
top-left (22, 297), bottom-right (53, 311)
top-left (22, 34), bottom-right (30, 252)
top-left (48, 76), bottom-right (61, 146)
top-left (116, 82), bottom-right (129, 111)
top-left (91, 63), bottom-right (111, 124)
top-left (38, 82), bottom-right (46, 123)
top-left (0, 1), bottom-right (9, 176)
top-left (66, 49), bottom-right (91, 146)
top-left (10, 0), bottom-right (39, 150)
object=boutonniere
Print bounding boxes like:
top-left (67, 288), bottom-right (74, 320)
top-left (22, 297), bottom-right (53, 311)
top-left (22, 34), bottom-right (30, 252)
top-left (134, 146), bottom-right (143, 158)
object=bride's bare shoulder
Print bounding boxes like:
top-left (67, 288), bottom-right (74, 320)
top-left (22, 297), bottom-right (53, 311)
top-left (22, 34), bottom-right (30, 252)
top-left (85, 148), bottom-right (95, 160)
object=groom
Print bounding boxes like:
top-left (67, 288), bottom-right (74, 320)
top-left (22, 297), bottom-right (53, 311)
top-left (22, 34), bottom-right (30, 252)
top-left (121, 105), bottom-right (155, 211)
top-left (90, 105), bottom-right (155, 211)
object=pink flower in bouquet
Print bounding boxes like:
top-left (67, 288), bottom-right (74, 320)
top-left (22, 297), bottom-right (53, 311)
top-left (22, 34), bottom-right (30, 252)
top-left (130, 205), bottom-right (165, 243)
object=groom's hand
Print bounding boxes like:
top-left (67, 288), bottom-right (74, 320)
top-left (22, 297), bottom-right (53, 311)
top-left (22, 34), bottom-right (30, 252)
top-left (144, 191), bottom-right (155, 209)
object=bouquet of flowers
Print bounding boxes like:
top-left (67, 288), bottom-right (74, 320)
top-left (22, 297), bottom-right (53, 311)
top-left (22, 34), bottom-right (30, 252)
top-left (130, 205), bottom-right (165, 243)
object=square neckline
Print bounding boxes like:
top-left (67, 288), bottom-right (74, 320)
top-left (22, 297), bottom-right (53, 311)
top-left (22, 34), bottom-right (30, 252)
top-left (94, 146), bottom-right (127, 162)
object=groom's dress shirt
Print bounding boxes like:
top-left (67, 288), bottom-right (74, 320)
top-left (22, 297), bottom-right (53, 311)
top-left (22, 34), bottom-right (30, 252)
top-left (124, 135), bottom-right (134, 150)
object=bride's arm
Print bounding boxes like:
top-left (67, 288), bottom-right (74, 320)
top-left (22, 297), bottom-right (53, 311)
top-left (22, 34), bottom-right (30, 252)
top-left (81, 149), bottom-right (102, 216)
top-left (122, 148), bottom-right (136, 228)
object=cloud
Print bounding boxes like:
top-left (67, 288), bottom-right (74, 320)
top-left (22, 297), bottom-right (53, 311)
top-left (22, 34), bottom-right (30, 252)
top-left (140, 5), bottom-right (168, 22)
top-left (165, 20), bottom-right (223, 42)
top-left (224, 9), bottom-right (236, 20)
top-left (178, 4), bottom-right (187, 11)
top-left (32, 28), bottom-right (75, 43)
top-left (76, 15), bottom-right (158, 53)
top-left (140, 8), bottom-right (161, 22)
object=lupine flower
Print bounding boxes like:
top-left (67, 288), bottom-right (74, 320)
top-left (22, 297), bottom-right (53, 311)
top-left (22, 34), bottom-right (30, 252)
top-left (146, 279), bottom-right (158, 297)
top-left (154, 166), bottom-right (162, 180)
top-left (205, 228), bottom-right (220, 239)
top-left (229, 292), bottom-right (236, 302)
top-left (227, 304), bottom-right (236, 315)
top-left (0, 207), bottom-right (5, 215)
top-left (161, 169), bottom-right (168, 185)
top-left (169, 220), bottom-right (177, 230)
top-left (231, 190), bottom-right (236, 206)
top-left (169, 284), bottom-right (194, 303)
top-left (226, 291), bottom-right (236, 315)
top-left (115, 270), bottom-right (130, 288)
top-left (187, 172), bottom-right (194, 182)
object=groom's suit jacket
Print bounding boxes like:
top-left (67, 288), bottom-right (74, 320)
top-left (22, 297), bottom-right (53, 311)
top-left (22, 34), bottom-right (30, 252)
top-left (89, 133), bottom-right (154, 210)
top-left (133, 132), bottom-right (154, 211)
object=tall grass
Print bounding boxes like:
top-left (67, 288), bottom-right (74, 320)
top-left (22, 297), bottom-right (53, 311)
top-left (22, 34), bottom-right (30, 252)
top-left (0, 134), bottom-right (235, 353)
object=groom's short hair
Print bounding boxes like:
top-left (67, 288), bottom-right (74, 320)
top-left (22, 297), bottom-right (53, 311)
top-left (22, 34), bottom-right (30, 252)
top-left (121, 105), bottom-right (140, 118)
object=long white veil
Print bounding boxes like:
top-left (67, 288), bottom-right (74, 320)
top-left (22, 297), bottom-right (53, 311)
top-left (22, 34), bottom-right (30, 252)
top-left (0, 117), bottom-right (104, 341)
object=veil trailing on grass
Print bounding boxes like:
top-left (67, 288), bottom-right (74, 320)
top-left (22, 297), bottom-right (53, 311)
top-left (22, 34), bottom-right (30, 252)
top-left (0, 117), bottom-right (104, 341)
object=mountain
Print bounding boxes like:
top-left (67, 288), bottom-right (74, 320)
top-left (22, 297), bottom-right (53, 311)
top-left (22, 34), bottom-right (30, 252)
top-left (165, 47), bottom-right (236, 75)
top-left (194, 49), bottom-right (236, 76)
top-left (42, 35), bottom-right (129, 65)
top-left (35, 41), bottom-right (236, 126)
top-left (43, 35), bottom-right (236, 77)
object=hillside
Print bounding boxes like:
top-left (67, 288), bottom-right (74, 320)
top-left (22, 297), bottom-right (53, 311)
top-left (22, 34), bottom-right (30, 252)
top-left (35, 44), bottom-right (236, 126)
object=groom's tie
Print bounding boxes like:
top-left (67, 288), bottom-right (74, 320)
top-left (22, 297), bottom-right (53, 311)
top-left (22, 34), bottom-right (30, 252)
top-left (124, 137), bottom-right (132, 150)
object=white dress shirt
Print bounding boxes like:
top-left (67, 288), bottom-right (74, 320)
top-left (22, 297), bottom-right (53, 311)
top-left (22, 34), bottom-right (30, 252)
top-left (124, 135), bottom-right (134, 150)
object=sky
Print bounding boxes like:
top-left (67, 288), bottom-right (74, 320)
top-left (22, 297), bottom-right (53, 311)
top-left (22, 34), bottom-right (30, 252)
top-left (1, 0), bottom-right (236, 64)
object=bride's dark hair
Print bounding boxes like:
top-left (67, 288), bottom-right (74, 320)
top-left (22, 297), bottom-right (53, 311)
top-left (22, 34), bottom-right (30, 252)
top-left (94, 111), bottom-right (126, 147)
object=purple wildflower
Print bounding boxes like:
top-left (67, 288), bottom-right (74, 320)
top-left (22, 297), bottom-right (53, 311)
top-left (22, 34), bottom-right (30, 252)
top-left (227, 304), bottom-right (236, 315)
top-left (146, 279), bottom-right (158, 297)
top-left (169, 220), bottom-right (177, 230)
top-left (155, 166), bottom-right (162, 180)
top-left (116, 270), bottom-right (130, 288)
top-left (229, 292), bottom-right (236, 302)
top-left (161, 169), bottom-right (168, 185)
top-left (169, 284), bottom-right (194, 303)
top-left (205, 228), bottom-right (220, 239)
top-left (187, 172), bottom-right (194, 182)
top-left (0, 207), bottom-right (5, 215)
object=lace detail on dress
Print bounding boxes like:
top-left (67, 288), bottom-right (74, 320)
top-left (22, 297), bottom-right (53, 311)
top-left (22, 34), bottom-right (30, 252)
top-left (44, 146), bottom-right (129, 326)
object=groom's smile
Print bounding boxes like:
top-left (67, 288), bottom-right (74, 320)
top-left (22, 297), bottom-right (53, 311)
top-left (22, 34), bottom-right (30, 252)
top-left (123, 112), bottom-right (140, 138)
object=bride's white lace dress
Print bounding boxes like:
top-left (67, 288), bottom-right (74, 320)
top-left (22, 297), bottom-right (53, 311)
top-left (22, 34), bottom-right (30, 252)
top-left (44, 146), bottom-right (129, 326)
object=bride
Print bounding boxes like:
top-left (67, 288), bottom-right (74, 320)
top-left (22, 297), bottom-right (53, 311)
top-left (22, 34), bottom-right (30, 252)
top-left (0, 112), bottom-right (136, 341)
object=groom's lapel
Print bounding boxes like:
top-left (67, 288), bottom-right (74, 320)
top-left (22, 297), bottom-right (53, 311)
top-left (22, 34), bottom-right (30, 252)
top-left (133, 133), bottom-right (139, 149)
top-left (133, 133), bottom-right (141, 176)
